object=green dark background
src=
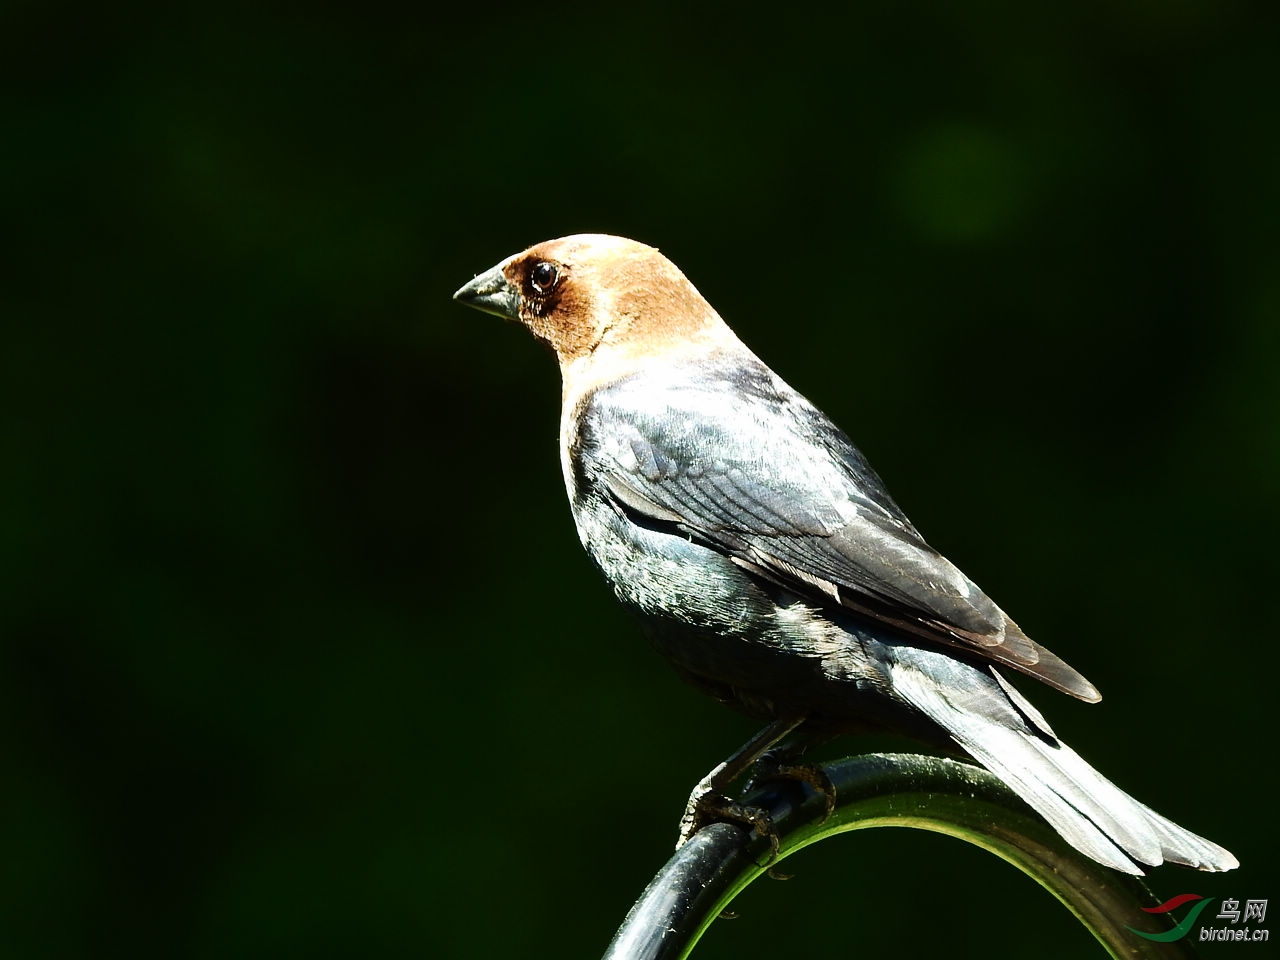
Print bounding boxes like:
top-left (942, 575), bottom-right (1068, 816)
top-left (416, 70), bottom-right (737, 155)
top-left (5, 2), bottom-right (1277, 957)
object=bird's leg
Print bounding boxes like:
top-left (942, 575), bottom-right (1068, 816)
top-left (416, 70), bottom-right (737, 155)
top-left (677, 716), bottom-right (807, 853)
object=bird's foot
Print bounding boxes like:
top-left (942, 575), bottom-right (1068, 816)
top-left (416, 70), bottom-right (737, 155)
top-left (678, 760), bottom-right (780, 862)
top-left (678, 784), bottom-right (781, 864)
top-left (675, 717), bottom-right (810, 863)
top-left (746, 750), bottom-right (838, 826)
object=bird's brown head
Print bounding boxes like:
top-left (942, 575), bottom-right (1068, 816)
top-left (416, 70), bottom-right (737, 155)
top-left (453, 235), bottom-right (732, 372)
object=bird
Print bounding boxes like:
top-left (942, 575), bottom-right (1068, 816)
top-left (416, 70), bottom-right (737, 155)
top-left (452, 233), bottom-right (1237, 874)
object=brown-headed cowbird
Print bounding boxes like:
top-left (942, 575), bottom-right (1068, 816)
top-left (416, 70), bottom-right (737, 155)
top-left (453, 234), bottom-right (1236, 874)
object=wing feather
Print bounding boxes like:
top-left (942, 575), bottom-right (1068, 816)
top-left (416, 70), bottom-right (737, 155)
top-left (583, 359), bottom-right (1099, 702)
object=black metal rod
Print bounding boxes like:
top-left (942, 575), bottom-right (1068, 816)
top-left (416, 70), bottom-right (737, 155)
top-left (602, 753), bottom-right (1198, 960)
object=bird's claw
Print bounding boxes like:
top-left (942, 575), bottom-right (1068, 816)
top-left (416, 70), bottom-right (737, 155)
top-left (678, 789), bottom-right (782, 865)
top-left (747, 755), bottom-right (838, 826)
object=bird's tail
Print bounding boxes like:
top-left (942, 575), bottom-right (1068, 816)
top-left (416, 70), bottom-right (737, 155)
top-left (885, 645), bottom-right (1238, 874)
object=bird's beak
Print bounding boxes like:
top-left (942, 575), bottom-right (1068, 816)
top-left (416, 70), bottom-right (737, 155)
top-left (453, 262), bottom-right (520, 321)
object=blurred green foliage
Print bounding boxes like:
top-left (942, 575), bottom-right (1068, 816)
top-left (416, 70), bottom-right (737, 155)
top-left (3, 2), bottom-right (1276, 957)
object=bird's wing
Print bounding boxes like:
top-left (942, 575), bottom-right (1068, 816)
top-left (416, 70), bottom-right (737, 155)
top-left (583, 362), bottom-right (1099, 702)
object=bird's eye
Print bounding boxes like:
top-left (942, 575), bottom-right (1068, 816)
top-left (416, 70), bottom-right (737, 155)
top-left (529, 261), bottom-right (559, 294)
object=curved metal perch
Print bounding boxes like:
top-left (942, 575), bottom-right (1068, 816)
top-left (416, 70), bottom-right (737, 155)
top-left (602, 753), bottom-right (1198, 959)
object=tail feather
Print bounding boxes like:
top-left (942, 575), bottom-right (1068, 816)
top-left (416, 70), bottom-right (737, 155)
top-left (1133, 797), bottom-right (1240, 872)
top-left (887, 647), bottom-right (1238, 874)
